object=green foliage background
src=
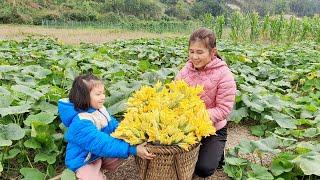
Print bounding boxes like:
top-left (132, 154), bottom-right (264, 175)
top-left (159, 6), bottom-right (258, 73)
top-left (0, 0), bottom-right (319, 24)
top-left (0, 36), bottom-right (319, 179)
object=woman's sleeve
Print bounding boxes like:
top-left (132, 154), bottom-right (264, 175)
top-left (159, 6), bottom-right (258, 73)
top-left (66, 119), bottom-right (136, 158)
top-left (207, 69), bottom-right (236, 123)
top-left (175, 70), bottom-right (183, 80)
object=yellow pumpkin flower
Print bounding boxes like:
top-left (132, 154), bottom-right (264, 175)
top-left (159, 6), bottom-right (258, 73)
top-left (111, 80), bottom-right (216, 151)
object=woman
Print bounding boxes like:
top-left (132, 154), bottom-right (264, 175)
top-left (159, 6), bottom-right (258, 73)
top-left (176, 27), bottom-right (236, 178)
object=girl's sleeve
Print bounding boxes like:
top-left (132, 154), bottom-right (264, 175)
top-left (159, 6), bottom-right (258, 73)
top-left (102, 116), bottom-right (119, 133)
top-left (66, 118), bottom-right (136, 158)
top-left (207, 69), bottom-right (236, 123)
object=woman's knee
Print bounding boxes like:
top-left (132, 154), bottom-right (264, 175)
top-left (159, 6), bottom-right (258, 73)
top-left (194, 164), bottom-right (216, 178)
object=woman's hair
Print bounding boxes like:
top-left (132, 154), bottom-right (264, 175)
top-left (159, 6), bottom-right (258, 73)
top-left (189, 27), bottom-right (222, 59)
top-left (69, 74), bottom-right (103, 111)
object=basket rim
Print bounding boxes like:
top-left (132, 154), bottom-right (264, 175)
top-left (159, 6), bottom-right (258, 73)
top-left (144, 143), bottom-right (200, 155)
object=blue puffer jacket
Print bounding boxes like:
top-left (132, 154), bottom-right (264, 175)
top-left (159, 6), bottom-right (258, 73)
top-left (58, 99), bottom-right (137, 172)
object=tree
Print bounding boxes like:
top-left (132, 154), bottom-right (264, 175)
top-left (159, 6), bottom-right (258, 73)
top-left (191, 0), bottom-right (225, 18)
top-left (274, 0), bottom-right (289, 14)
top-left (164, 0), bottom-right (190, 19)
top-left (289, 0), bottom-right (320, 17)
top-left (102, 0), bottom-right (164, 20)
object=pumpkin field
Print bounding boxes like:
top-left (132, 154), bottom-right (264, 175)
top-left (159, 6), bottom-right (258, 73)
top-left (0, 31), bottom-right (319, 179)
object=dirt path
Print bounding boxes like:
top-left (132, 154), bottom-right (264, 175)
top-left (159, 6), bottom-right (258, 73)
top-left (106, 123), bottom-right (258, 180)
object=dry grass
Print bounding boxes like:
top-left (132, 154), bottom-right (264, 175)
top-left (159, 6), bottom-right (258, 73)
top-left (0, 24), bottom-right (184, 44)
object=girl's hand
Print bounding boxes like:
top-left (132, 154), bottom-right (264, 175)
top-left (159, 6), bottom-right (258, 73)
top-left (136, 142), bottom-right (156, 160)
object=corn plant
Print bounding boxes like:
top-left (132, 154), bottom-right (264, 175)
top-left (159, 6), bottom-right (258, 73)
top-left (300, 17), bottom-right (312, 41)
top-left (313, 16), bottom-right (320, 42)
top-left (270, 14), bottom-right (285, 42)
top-left (230, 11), bottom-right (247, 41)
top-left (261, 13), bottom-right (270, 40)
top-left (286, 16), bottom-right (299, 42)
top-left (202, 13), bottom-right (214, 30)
top-left (215, 15), bottom-right (225, 39)
top-left (249, 12), bottom-right (260, 41)
top-left (313, 15), bottom-right (320, 42)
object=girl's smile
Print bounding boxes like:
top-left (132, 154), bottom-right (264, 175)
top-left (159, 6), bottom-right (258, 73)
top-left (90, 84), bottom-right (106, 109)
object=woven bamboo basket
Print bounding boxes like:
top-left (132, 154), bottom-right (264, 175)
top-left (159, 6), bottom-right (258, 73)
top-left (135, 143), bottom-right (200, 180)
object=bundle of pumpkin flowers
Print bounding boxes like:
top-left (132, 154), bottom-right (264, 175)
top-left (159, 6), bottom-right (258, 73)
top-left (112, 80), bottom-right (216, 151)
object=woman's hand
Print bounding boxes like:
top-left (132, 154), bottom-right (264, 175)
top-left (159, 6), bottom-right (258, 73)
top-left (136, 142), bottom-right (156, 160)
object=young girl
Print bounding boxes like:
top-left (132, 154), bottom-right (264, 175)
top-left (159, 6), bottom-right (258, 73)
top-left (58, 74), bottom-right (155, 180)
top-left (176, 27), bottom-right (236, 178)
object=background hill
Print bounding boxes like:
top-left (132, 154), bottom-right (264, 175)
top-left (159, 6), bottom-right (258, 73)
top-left (1, 0), bottom-right (319, 24)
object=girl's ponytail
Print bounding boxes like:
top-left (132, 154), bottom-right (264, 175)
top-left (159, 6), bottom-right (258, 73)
top-left (69, 74), bottom-right (103, 111)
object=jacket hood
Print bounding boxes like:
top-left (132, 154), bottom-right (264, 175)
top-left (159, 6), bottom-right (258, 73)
top-left (58, 99), bottom-right (98, 127)
top-left (186, 57), bottom-right (227, 72)
top-left (58, 99), bottom-right (78, 127)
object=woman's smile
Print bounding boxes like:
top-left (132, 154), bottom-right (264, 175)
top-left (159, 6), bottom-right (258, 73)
top-left (189, 40), bottom-right (215, 70)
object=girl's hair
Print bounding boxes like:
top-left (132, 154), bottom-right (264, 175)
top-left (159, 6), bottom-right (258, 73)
top-left (189, 27), bottom-right (222, 59)
top-left (69, 74), bottom-right (103, 111)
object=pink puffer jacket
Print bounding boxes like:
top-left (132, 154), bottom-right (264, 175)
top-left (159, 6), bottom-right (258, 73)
top-left (176, 57), bottom-right (236, 131)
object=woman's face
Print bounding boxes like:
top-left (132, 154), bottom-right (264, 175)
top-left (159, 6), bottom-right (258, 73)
top-left (189, 40), bottom-right (215, 70)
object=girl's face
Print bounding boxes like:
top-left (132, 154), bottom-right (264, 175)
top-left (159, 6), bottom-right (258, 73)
top-left (90, 84), bottom-right (105, 109)
top-left (189, 40), bottom-right (216, 70)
